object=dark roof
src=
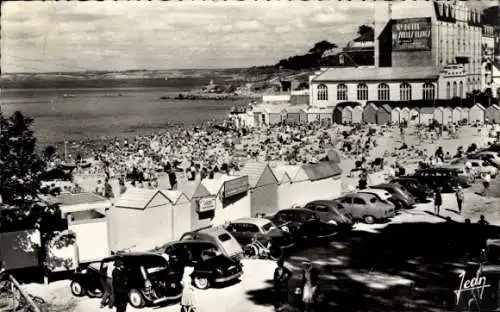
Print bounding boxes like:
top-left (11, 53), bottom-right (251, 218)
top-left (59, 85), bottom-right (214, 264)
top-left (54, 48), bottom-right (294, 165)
top-left (45, 192), bottom-right (107, 206)
top-left (70, 209), bottom-right (105, 221)
top-left (380, 104), bottom-right (392, 113)
top-left (301, 162), bottom-right (342, 181)
top-left (278, 208), bottom-right (314, 214)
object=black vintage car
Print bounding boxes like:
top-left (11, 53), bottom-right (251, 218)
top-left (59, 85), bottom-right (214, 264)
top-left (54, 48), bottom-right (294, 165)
top-left (390, 177), bottom-right (434, 203)
top-left (266, 208), bottom-right (338, 243)
top-left (163, 241), bottom-right (243, 290)
top-left (69, 252), bottom-right (183, 308)
top-left (406, 167), bottom-right (461, 193)
top-left (225, 217), bottom-right (295, 250)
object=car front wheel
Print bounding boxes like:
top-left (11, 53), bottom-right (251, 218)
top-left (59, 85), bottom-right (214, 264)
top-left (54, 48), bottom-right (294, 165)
top-left (363, 215), bottom-right (375, 224)
top-left (70, 280), bottom-right (85, 297)
top-left (128, 289), bottom-right (146, 308)
top-left (193, 276), bottom-right (210, 290)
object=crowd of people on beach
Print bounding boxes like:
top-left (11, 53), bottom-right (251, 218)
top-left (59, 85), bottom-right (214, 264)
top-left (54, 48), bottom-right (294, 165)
top-left (52, 121), bottom-right (385, 192)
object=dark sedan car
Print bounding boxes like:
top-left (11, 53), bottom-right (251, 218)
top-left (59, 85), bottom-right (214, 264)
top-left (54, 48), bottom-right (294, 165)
top-left (225, 217), bottom-right (295, 250)
top-left (266, 208), bottom-right (338, 243)
top-left (369, 183), bottom-right (416, 209)
top-left (407, 167), bottom-right (461, 193)
top-left (302, 200), bottom-right (354, 231)
top-left (163, 241), bottom-right (243, 290)
top-left (390, 177), bottom-right (433, 203)
top-left (69, 252), bottom-right (183, 309)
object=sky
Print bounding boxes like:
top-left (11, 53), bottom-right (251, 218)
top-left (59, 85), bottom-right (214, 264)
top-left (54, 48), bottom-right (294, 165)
top-left (1, 1), bottom-right (493, 73)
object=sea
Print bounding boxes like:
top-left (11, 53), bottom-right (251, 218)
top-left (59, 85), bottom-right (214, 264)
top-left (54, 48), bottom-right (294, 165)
top-left (1, 86), bottom-right (249, 149)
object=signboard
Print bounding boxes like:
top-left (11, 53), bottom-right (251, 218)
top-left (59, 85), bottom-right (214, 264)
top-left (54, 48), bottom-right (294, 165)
top-left (197, 196), bottom-right (216, 213)
top-left (223, 176), bottom-right (249, 199)
top-left (392, 17), bottom-right (432, 51)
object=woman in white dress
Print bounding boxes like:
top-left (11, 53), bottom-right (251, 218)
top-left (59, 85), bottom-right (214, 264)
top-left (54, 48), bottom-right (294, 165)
top-left (181, 267), bottom-right (197, 312)
top-left (301, 262), bottom-right (318, 312)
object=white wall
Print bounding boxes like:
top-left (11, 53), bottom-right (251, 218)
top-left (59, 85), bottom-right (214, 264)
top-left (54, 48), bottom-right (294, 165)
top-left (310, 80), bottom-right (439, 108)
top-left (172, 200), bottom-right (192, 241)
top-left (211, 193), bottom-right (251, 226)
top-left (263, 95), bottom-right (291, 103)
top-left (70, 220), bottom-right (110, 263)
top-left (277, 178), bottom-right (342, 208)
top-left (109, 204), bottom-right (173, 252)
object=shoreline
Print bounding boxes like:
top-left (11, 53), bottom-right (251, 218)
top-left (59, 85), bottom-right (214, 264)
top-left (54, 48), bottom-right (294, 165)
top-left (159, 92), bottom-right (261, 101)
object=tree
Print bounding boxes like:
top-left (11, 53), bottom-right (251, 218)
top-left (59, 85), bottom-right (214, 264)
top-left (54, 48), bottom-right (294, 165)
top-left (357, 25), bottom-right (374, 36)
top-left (308, 40), bottom-right (337, 55)
top-left (43, 145), bottom-right (57, 161)
top-left (0, 110), bottom-right (60, 235)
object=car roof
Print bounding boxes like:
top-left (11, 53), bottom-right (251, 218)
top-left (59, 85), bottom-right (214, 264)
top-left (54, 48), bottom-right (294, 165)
top-left (342, 192), bottom-right (375, 199)
top-left (306, 200), bottom-right (335, 206)
top-left (198, 226), bottom-right (231, 236)
top-left (165, 240), bottom-right (216, 248)
top-left (358, 188), bottom-right (390, 194)
top-left (371, 183), bottom-right (397, 189)
top-left (102, 252), bottom-right (163, 262)
top-left (278, 208), bottom-right (313, 214)
top-left (392, 177), bottom-right (418, 182)
top-left (231, 217), bottom-right (272, 227)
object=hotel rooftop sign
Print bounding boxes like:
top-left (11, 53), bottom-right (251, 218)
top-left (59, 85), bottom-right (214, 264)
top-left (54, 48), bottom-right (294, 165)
top-left (392, 17), bottom-right (432, 51)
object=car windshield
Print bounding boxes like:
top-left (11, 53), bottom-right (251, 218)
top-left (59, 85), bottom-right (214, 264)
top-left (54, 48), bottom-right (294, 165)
top-left (261, 221), bottom-right (276, 232)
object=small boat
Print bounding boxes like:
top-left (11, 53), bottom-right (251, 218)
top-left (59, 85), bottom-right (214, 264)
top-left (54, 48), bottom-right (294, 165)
top-left (63, 94), bottom-right (76, 98)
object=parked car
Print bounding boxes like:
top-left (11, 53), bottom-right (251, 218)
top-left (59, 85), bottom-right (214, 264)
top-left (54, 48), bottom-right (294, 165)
top-left (334, 192), bottom-right (396, 224)
top-left (438, 163), bottom-right (475, 187)
top-left (369, 183), bottom-right (416, 209)
top-left (302, 200), bottom-right (354, 231)
top-left (179, 227), bottom-right (244, 260)
top-left (390, 177), bottom-right (434, 203)
top-left (163, 241), bottom-right (243, 290)
top-left (69, 252), bottom-right (183, 308)
top-left (410, 167), bottom-right (461, 192)
top-left (356, 188), bottom-right (403, 209)
top-left (468, 151), bottom-right (500, 168)
top-left (225, 218), bottom-right (295, 250)
top-left (266, 208), bottom-right (339, 242)
top-left (449, 158), bottom-right (498, 178)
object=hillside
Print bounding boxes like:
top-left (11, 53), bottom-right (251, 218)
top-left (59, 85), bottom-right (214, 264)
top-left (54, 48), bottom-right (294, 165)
top-left (0, 67), bottom-right (314, 93)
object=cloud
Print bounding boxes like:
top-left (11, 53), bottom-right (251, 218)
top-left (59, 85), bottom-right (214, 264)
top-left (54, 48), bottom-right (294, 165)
top-left (1, 1), bottom-right (379, 72)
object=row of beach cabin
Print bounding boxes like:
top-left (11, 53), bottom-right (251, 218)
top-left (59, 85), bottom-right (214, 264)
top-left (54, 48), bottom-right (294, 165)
top-left (251, 103), bottom-right (500, 126)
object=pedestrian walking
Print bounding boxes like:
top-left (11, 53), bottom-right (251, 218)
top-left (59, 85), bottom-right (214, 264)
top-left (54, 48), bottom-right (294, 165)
top-left (456, 186), bottom-right (464, 214)
top-left (301, 262), bottom-right (319, 312)
top-left (273, 258), bottom-right (292, 310)
top-left (100, 260), bottom-right (115, 308)
top-left (434, 187), bottom-right (442, 215)
top-left (181, 266), bottom-right (197, 312)
top-left (112, 257), bottom-right (128, 312)
top-left (483, 173), bottom-right (491, 196)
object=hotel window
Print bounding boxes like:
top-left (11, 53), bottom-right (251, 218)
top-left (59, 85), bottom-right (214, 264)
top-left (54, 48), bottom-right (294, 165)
top-left (399, 83), bottom-right (412, 101)
top-left (422, 83), bottom-right (435, 100)
top-left (337, 84), bottom-right (348, 101)
top-left (459, 81), bottom-right (464, 98)
top-left (377, 83), bottom-right (390, 101)
top-left (317, 84), bottom-right (328, 101)
top-left (357, 84), bottom-right (368, 101)
top-left (446, 81), bottom-right (451, 99)
top-left (453, 81), bottom-right (458, 97)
